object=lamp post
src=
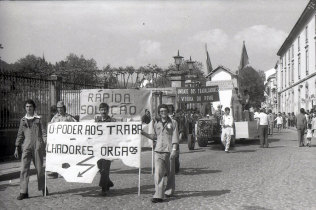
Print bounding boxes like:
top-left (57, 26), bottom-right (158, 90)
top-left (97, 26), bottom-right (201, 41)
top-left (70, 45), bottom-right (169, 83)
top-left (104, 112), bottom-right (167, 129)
top-left (186, 56), bottom-right (195, 75)
top-left (173, 50), bottom-right (183, 71)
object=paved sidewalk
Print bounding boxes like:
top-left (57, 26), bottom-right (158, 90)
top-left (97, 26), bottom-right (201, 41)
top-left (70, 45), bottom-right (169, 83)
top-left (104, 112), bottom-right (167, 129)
top-left (1, 129), bottom-right (316, 210)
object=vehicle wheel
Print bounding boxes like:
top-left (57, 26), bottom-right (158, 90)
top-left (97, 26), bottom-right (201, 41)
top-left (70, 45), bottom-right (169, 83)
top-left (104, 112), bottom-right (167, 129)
top-left (197, 137), bottom-right (208, 147)
top-left (187, 134), bottom-right (195, 150)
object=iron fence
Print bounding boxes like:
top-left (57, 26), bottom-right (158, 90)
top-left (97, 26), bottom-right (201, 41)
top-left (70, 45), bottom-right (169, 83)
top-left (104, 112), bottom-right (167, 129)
top-left (0, 73), bottom-right (51, 129)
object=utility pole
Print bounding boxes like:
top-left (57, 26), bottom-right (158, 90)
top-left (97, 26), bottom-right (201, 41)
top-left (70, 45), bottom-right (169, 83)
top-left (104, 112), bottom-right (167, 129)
top-left (0, 44), bottom-right (3, 71)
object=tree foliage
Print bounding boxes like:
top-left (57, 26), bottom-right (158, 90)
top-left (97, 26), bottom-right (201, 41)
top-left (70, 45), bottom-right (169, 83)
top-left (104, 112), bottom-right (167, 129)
top-left (239, 66), bottom-right (265, 108)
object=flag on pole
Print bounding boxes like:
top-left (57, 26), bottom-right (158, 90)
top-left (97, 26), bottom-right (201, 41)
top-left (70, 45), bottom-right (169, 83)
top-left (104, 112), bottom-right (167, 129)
top-left (205, 44), bottom-right (213, 74)
top-left (238, 41), bottom-right (249, 71)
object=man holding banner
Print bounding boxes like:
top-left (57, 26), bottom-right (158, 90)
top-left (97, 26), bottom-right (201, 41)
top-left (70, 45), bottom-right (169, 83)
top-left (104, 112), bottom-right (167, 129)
top-left (141, 104), bottom-right (179, 203)
top-left (94, 102), bottom-right (116, 196)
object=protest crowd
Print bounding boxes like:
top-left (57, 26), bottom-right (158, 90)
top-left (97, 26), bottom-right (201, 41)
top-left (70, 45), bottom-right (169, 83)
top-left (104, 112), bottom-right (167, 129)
top-left (12, 88), bottom-right (316, 204)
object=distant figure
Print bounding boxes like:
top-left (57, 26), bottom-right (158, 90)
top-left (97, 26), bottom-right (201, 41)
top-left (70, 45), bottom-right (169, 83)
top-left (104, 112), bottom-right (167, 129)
top-left (231, 88), bottom-right (242, 122)
top-left (306, 124), bottom-right (313, 147)
top-left (242, 90), bottom-right (250, 121)
top-left (296, 108), bottom-right (307, 147)
top-left (275, 113), bottom-right (283, 133)
top-left (221, 107), bottom-right (234, 153)
top-left (141, 109), bottom-right (151, 124)
top-left (267, 109), bottom-right (274, 135)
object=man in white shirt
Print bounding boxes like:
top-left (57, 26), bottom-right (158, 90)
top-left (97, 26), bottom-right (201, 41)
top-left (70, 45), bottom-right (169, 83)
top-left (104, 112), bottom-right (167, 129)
top-left (221, 107), bottom-right (234, 153)
top-left (257, 108), bottom-right (269, 148)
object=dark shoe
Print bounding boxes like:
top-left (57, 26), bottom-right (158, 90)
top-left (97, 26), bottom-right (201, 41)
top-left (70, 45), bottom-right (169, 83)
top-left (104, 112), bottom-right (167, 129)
top-left (42, 188), bottom-right (49, 196)
top-left (17, 193), bottom-right (29, 200)
top-left (48, 172), bottom-right (58, 179)
top-left (151, 198), bottom-right (163, 203)
top-left (108, 180), bottom-right (114, 188)
top-left (99, 188), bottom-right (107, 196)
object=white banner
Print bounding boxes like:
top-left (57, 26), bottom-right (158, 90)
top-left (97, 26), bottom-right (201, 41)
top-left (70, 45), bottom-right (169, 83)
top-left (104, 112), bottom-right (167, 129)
top-left (46, 121), bottom-right (142, 183)
top-left (80, 89), bottom-right (152, 121)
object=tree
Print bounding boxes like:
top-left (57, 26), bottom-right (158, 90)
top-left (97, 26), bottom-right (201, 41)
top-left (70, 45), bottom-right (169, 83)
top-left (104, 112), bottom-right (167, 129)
top-left (54, 53), bottom-right (100, 85)
top-left (239, 66), bottom-right (265, 108)
top-left (11, 54), bottom-right (54, 78)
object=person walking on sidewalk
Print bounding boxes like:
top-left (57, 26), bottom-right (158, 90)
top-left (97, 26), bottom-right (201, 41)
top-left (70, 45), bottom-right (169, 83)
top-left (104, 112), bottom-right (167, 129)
top-left (94, 103), bottom-right (115, 196)
top-left (296, 108), bottom-right (307, 147)
top-left (267, 109), bottom-right (274, 135)
top-left (14, 99), bottom-right (48, 200)
top-left (257, 108), bottom-right (269, 148)
top-left (221, 107), bottom-right (234, 153)
top-left (275, 113), bottom-right (283, 133)
top-left (141, 104), bottom-right (179, 203)
top-left (306, 124), bottom-right (313, 147)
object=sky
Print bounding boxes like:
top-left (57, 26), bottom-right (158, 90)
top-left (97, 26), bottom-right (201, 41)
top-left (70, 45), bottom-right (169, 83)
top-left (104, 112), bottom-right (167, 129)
top-left (0, 0), bottom-right (309, 74)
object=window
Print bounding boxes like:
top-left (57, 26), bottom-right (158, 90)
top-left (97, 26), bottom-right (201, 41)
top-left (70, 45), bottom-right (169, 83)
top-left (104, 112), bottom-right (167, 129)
top-left (288, 50), bottom-right (290, 62)
top-left (288, 62), bottom-right (291, 85)
top-left (291, 62), bottom-right (294, 83)
top-left (298, 36), bottom-right (300, 51)
top-left (305, 26), bottom-right (308, 44)
top-left (291, 45), bottom-right (294, 58)
top-left (284, 67), bottom-right (287, 87)
top-left (298, 55), bottom-right (301, 79)
top-left (306, 48), bottom-right (309, 75)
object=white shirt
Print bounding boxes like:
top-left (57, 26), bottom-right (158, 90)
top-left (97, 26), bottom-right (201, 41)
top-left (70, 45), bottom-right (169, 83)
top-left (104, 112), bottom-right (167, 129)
top-left (222, 114), bottom-right (233, 127)
top-left (257, 112), bottom-right (269, 125)
top-left (254, 112), bottom-right (259, 119)
top-left (275, 116), bottom-right (283, 125)
top-left (306, 129), bottom-right (313, 138)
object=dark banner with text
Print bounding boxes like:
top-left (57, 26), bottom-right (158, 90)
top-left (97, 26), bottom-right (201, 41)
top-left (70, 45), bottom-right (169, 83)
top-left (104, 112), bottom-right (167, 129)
top-left (176, 86), bottom-right (219, 103)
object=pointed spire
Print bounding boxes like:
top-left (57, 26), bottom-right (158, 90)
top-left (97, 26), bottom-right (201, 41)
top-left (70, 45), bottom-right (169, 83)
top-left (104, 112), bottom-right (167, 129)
top-left (205, 43), bottom-right (213, 74)
top-left (42, 52), bottom-right (45, 62)
top-left (238, 41), bottom-right (249, 71)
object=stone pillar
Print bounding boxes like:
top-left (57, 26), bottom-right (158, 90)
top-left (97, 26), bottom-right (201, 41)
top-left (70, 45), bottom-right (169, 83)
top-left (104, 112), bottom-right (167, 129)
top-left (49, 74), bottom-right (62, 115)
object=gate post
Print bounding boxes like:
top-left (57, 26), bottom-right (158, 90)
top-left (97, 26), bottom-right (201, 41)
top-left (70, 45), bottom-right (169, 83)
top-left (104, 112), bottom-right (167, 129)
top-left (49, 74), bottom-right (62, 114)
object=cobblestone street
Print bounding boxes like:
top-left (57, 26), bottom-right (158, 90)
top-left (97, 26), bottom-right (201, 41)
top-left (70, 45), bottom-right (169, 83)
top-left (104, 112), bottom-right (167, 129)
top-left (1, 129), bottom-right (316, 210)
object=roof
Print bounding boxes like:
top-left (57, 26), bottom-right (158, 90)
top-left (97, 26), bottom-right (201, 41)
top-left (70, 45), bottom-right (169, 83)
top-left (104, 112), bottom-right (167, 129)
top-left (277, 0), bottom-right (315, 56)
top-left (205, 65), bottom-right (237, 78)
top-left (267, 73), bottom-right (276, 81)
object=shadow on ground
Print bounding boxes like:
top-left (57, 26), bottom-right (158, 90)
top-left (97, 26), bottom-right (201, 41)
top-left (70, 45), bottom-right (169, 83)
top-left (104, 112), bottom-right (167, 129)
top-left (0, 183), bottom-right (19, 191)
top-left (50, 184), bottom-right (155, 197)
top-left (242, 205), bottom-right (272, 210)
top-left (167, 189), bottom-right (231, 201)
top-left (0, 169), bottom-right (37, 182)
top-left (179, 167), bottom-right (221, 175)
top-left (181, 148), bottom-right (206, 154)
top-left (111, 167), bottom-right (152, 175)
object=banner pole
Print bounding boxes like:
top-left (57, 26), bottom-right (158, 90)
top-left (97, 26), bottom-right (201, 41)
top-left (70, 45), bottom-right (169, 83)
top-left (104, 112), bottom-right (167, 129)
top-left (44, 170), bottom-right (47, 197)
top-left (138, 133), bottom-right (142, 196)
top-left (151, 145), bottom-right (154, 175)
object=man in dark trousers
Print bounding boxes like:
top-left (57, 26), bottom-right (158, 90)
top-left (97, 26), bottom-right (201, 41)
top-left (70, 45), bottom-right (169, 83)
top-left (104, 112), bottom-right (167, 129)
top-left (94, 103), bottom-right (115, 196)
top-left (296, 108), bottom-right (307, 147)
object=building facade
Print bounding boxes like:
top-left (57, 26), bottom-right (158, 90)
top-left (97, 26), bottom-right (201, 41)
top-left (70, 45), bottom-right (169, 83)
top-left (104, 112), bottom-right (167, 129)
top-left (263, 72), bottom-right (278, 113)
top-left (205, 65), bottom-right (238, 110)
top-left (277, 0), bottom-right (316, 114)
